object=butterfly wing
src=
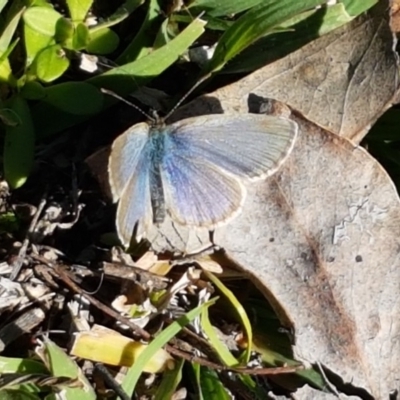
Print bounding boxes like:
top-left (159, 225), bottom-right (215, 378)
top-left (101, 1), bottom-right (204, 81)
top-left (116, 149), bottom-right (153, 246)
top-left (161, 146), bottom-right (245, 227)
top-left (166, 114), bottom-right (298, 181)
top-left (108, 122), bottom-right (149, 202)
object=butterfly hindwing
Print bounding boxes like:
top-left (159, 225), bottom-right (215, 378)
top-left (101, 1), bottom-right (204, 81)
top-left (116, 146), bottom-right (152, 246)
top-left (161, 136), bottom-right (245, 227)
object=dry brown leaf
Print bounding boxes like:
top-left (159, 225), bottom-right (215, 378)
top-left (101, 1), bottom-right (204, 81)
top-left (171, 1), bottom-right (399, 144)
top-left (213, 111), bottom-right (400, 398)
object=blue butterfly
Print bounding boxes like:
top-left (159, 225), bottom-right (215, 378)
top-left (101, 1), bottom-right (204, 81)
top-left (109, 113), bottom-right (298, 247)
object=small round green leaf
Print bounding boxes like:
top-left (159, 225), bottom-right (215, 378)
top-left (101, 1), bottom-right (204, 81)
top-left (3, 96), bottom-right (35, 189)
top-left (55, 17), bottom-right (74, 43)
top-left (43, 81), bottom-right (103, 115)
top-left (35, 44), bottom-right (70, 82)
top-left (24, 23), bottom-right (55, 66)
top-left (66, 0), bottom-right (93, 22)
top-left (23, 6), bottom-right (62, 37)
top-left (87, 28), bottom-right (119, 54)
top-left (72, 22), bottom-right (90, 50)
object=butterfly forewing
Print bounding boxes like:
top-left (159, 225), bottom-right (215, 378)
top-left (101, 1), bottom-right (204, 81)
top-left (166, 114), bottom-right (298, 181)
top-left (108, 123), bottom-right (149, 201)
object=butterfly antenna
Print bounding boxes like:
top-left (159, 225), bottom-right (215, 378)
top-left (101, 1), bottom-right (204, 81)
top-left (164, 72), bottom-right (212, 121)
top-left (101, 88), bottom-right (155, 122)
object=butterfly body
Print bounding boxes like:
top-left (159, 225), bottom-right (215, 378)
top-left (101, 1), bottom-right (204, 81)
top-left (147, 126), bottom-right (167, 224)
top-left (109, 113), bottom-right (298, 247)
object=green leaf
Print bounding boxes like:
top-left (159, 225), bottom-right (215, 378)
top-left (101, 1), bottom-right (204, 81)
top-left (0, 7), bottom-right (25, 54)
top-left (54, 17), bottom-right (74, 43)
top-left (3, 95), bottom-right (35, 189)
top-left (154, 359), bottom-right (184, 400)
top-left (23, 23), bottom-right (54, 66)
top-left (189, 0), bottom-right (265, 18)
top-left (201, 306), bottom-right (239, 366)
top-left (0, 38), bottom-right (19, 69)
top-left (90, 0), bottom-right (145, 33)
top-left (225, 0), bottom-right (378, 74)
top-left (191, 364), bottom-right (204, 400)
top-left (66, 0), bottom-right (92, 22)
top-left (0, 356), bottom-right (48, 375)
top-left (0, 55), bottom-right (14, 83)
top-left (0, 356), bottom-right (48, 394)
top-left (41, 338), bottom-right (96, 399)
top-left (86, 27), bottom-right (119, 54)
top-left (225, 2), bottom-right (353, 73)
top-left (91, 16), bottom-right (206, 94)
top-left (196, 366), bottom-right (232, 400)
top-left (20, 81), bottom-right (45, 99)
top-left (35, 44), bottom-right (69, 82)
top-left (0, 389), bottom-right (40, 399)
top-left (204, 271), bottom-right (253, 363)
top-left (206, 0), bottom-right (326, 73)
top-left (0, 0), bottom-right (8, 14)
top-left (30, 0), bottom-right (52, 6)
top-left (117, 0), bottom-right (162, 64)
top-left (33, 17), bottom-right (205, 138)
top-left (42, 81), bottom-right (103, 115)
top-left (122, 298), bottom-right (217, 396)
top-left (153, 18), bottom-right (179, 49)
top-left (23, 6), bottom-right (62, 37)
top-left (72, 22), bottom-right (90, 50)
top-left (342, 0), bottom-right (378, 16)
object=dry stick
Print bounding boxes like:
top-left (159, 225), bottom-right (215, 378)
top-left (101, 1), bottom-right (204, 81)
top-left (10, 196), bottom-right (47, 280)
top-left (94, 363), bottom-right (130, 400)
top-left (0, 308), bottom-right (46, 352)
top-left (53, 265), bottom-right (151, 341)
top-left (232, 365), bottom-right (302, 375)
top-left (52, 265), bottom-right (303, 376)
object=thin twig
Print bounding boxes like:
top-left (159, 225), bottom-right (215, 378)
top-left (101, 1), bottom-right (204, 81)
top-left (94, 363), bottom-right (130, 400)
top-left (10, 195), bottom-right (47, 280)
top-left (52, 264), bottom-right (151, 341)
